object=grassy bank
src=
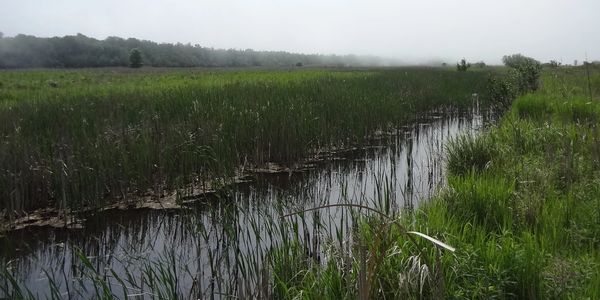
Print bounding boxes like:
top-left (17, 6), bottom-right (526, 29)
top-left (269, 66), bottom-right (600, 299)
top-left (0, 68), bottom-right (491, 217)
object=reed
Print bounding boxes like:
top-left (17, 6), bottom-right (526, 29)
top-left (263, 65), bottom-right (600, 298)
top-left (0, 67), bottom-right (492, 217)
top-left (7, 65), bottom-right (600, 298)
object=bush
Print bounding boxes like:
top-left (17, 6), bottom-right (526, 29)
top-left (548, 60), bottom-right (560, 68)
top-left (485, 54), bottom-right (542, 114)
top-left (456, 58), bottom-right (470, 72)
top-left (473, 61), bottom-right (486, 68)
top-left (487, 75), bottom-right (518, 113)
top-left (502, 54), bottom-right (542, 93)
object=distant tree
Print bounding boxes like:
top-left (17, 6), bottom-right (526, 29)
top-left (574, 60), bottom-right (578, 66)
top-left (548, 60), bottom-right (560, 68)
top-left (0, 32), bottom-right (3, 39)
top-left (0, 33), bottom-right (393, 69)
top-left (129, 48), bottom-right (143, 68)
top-left (502, 54), bottom-right (535, 69)
top-left (473, 61), bottom-right (486, 68)
top-left (442, 62), bottom-right (448, 67)
top-left (295, 62), bottom-right (303, 67)
top-left (456, 58), bottom-right (470, 71)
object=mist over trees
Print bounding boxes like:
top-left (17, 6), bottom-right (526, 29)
top-left (0, 33), bottom-right (391, 68)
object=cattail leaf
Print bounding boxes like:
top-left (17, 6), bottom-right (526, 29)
top-left (407, 231), bottom-right (456, 252)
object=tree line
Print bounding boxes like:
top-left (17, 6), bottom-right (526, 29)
top-left (0, 33), bottom-right (390, 68)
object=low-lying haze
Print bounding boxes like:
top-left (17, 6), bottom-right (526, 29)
top-left (1, 0), bottom-right (598, 65)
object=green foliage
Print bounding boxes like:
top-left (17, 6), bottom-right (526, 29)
top-left (502, 54), bottom-right (542, 93)
top-left (487, 74), bottom-right (518, 112)
top-left (485, 54), bottom-right (544, 115)
top-left (0, 68), bottom-right (491, 214)
top-left (548, 60), bottom-right (561, 68)
top-left (444, 67), bottom-right (600, 297)
top-left (513, 94), bottom-right (554, 119)
top-left (456, 58), bottom-right (470, 72)
top-left (266, 66), bottom-right (600, 298)
top-left (446, 134), bottom-right (496, 176)
top-left (514, 93), bottom-right (600, 124)
top-left (444, 174), bottom-right (514, 231)
top-left (473, 61), bottom-right (486, 68)
top-left (2, 66), bottom-right (600, 299)
top-left (129, 48), bottom-right (143, 68)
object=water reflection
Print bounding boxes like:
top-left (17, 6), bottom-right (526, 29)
top-left (1, 109), bottom-right (490, 298)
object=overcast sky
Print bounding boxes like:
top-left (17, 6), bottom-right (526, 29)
top-left (1, 0), bottom-right (598, 64)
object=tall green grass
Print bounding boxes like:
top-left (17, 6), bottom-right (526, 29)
top-left (0, 68), bottom-right (492, 216)
top-left (3, 65), bottom-right (599, 298)
top-left (265, 65), bottom-right (600, 298)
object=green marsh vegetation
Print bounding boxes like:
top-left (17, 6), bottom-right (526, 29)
top-left (4, 58), bottom-right (598, 299)
top-left (0, 65), bottom-right (493, 298)
top-left (0, 67), bottom-right (491, 219)
top-left (266, 63), bottom-right (600, 298)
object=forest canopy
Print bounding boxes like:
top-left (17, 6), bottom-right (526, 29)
top-left (0, 33), bottom-right (390, 68)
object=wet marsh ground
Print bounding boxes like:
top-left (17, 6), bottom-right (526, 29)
top-left (4, 65), bottom-right (599, 298)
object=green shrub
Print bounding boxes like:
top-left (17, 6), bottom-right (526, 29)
top-left (487, 74), bottom-right (518, 113)
top-left (503, 54), bottom-right (542, 93)
top-left (456, 58), bottom-right (470, 72)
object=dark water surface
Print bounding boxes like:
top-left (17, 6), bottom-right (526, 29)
top-left (1, 107), bottom-right (490, 299)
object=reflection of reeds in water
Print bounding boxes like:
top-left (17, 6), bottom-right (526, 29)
top-left (0, 109), bottom-right (489, 298)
